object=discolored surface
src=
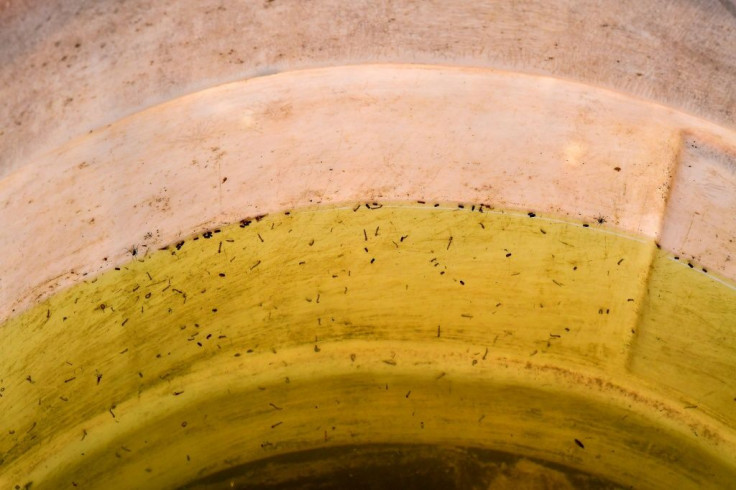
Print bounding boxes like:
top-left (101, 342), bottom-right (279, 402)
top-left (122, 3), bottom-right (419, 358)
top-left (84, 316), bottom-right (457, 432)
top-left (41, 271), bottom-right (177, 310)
top-left (1, 204), bottom-right (734, 488)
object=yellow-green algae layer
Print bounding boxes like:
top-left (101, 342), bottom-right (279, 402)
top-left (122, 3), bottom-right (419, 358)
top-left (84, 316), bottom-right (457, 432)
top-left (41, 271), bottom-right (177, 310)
top-left (1, 203), bottom-right (735, 489)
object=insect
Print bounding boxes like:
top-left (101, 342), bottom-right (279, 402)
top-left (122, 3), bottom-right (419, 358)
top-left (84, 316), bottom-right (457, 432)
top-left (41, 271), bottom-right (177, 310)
top-left (126, 245), bottom-right (139, 257)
